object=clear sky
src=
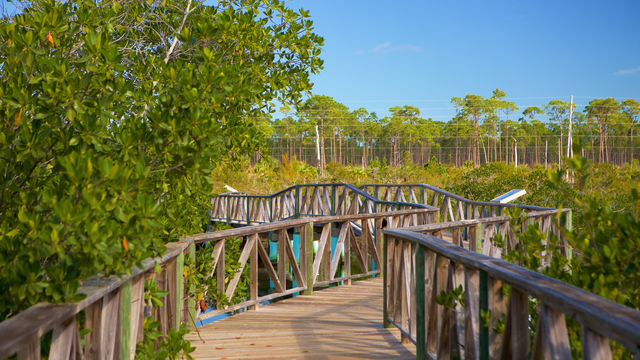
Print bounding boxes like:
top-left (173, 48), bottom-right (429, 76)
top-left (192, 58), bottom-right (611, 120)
top-left (285, 0), bottom-right (640, 121)
top-left (3, 0), bottom-right (638, 122)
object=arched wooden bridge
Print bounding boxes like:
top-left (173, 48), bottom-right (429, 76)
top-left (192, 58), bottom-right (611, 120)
top-left (2, 184), bottom-right (640, 360)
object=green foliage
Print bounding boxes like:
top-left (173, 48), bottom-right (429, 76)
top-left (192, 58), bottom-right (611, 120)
top-left (0, 0), bottom-right (322, 317)
top-left (136, 289), bottom-right (195, 360)
top-left (498, 140), bottom-right (640, 358)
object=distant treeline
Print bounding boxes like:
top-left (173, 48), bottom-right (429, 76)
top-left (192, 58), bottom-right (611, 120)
top-left (257, 91), bottom-right (639, 168)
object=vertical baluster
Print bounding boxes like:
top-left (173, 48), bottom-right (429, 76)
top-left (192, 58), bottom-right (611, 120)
top-left (17, 337), bottom-right (40, 360)
top-left (383, 234), bottom-right (395, 328)
top-left (302, 222), bottom-right (315, 296)
top-left (582, 327), bottom-right (613, 360)
top-left (531, 304), bottom-right (571, 360)
top-left (436, 255), bottom-right (451, 359)
top-left (249, 234), bottom-right (259, 310)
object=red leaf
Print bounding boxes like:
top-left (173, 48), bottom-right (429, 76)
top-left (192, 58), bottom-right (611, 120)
top-left (45, 31), bottom-right (54, 46)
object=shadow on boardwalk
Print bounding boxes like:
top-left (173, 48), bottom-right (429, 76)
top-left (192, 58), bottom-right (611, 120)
top-left (184, 278), bottom-right (415, 359)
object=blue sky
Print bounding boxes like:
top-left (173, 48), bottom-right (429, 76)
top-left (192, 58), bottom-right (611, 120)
top-left (3, 0), bottom-right (638, 122)
top-left (285, 0), bottom-right (640, 121)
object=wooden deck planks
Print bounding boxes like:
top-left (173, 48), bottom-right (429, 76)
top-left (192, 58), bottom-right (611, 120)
top-left (185, 278), bottom-right (416, 359)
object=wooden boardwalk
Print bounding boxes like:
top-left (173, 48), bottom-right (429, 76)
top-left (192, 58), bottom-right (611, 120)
top-left (185, 278), bottom-right (416, 359)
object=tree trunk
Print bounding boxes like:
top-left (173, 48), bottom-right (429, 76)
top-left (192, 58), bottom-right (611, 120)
top-left (534, 124), bottom-right (539, 164)
top-left (320, 116), bottom-right (326, 170)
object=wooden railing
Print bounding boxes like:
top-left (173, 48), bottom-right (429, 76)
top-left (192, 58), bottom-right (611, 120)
top-left (0, 208), bottom-right (436, 360)
top-left (359, 184), bottom-right (554, 223)
top-left (0, 241), bottom-right (192, 360)
top-left (210, 183), bottom-right (436, 226)
top-left (382, 216), bottom-right (640, 359)
top-left (397, 209), bottom-right (571, 260)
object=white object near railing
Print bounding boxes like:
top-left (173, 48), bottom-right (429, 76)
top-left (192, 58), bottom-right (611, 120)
top-left (491, 189), bottom-right (526, 204)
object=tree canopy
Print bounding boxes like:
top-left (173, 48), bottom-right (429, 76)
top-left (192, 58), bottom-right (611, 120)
top-left (0, 0), bottom-right (323, 316)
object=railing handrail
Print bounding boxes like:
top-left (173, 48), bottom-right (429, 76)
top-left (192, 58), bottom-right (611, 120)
top-left (359, 183), bottom-right (555, 211)
top-left (0, 241), bottom-right (191, 359)
top-left (395, 208), bottom-right (569, 233)
top-left (383, 228), bottom-right (640, 352)
top-left (0, 208), bottom-right (433, 359)
top-left (194, 208), bottom-right (436, 243)
top-left (214, 183), bottom-right (436, 210)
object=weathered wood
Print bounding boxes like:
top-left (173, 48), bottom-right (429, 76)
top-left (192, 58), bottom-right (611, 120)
top-left (175, 249), bottom-right (184, 328)
top-left (49, 316), bottom-right (76, 360)
top-left (216, 239), bottom-right (226, 296)
top-left (349, 224), bottom-right (367, 274)
top-left (194, 208), bottom-right (437, 243)
top-left (85, 300), bottom-right (103, 360)
top-left (488, 277), bottom-right (505, 360)
top-left (383, 234), bottom-right (394, 329)
top-left (384, 229), bottom-right (640, 351)
top-left (531, 304), bottom-right (571, 360)
top-left (0, 241), bottom-right (192, 360)
top-left (250, 234), bottom-right (259, 310)
top-left (225, 235), bottom-right (257, 301)
top-left (312, 223), bottom-right (331, 282)
top-left (283, 230), bottom-right (305, 288)
top-left (583, 327), bottom-right (613, 360)
top-left (415, 245), bottom-right (427, 360)
top-left (165, 256), bottom-right (178, 331)
top-left (185, 278), bottom-right (415, 359)
top-left (376, 218), bottom-right (384, 276)
top-left (330, 222), bottom-right (350, 280)
top-left (102, 288), bottom-right (122, 360)
top-left (185, 243), bottom-right (196, 330)
top-left (256, 235), bottom-right (285, 293)
top-left (502, 287), bottom-right (529, 360)
top-left (16, 337), bottom-right (39, 360)
top-left (302, 222), bottom-right (315, 295)
top-left (464, 267), bottom-right (480, 360)
top-left (436, 255), bottom-right (451, 360)
top-left (312, 270), bottom-right (380, 287)
top-left (344, 221), bottom-right (352, 285)
top-left (450, 263), bottom-right (464, 359)
top-left (119, 279), bottom-right (132, 360)
top-left (129, 273), bottom-right (145, 358)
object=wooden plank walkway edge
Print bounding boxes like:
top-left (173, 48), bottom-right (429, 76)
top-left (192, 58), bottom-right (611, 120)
top-left (185, 278), bottom-right (416, 359)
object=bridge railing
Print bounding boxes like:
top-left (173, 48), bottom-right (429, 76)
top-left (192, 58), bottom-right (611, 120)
top-left (210, 183), bottom-right (437, 227)
top-left (359, 184), bottom-right (554, 223)
top-left (0, 241), bottom-right (192, 360)
top-left (397, 209), bottom-right (571, 261)
top-left (382, 214), bottom-right (640, 360)
top-left (0, 208), bottom-right (436, 360)
top-left (189, 208), bottom-right (436, 324)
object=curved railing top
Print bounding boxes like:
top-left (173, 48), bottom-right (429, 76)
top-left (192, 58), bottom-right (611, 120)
top-left (217, 183), bottom-right (433, 209)
top-left (358, 183), bottom-right (555, 211)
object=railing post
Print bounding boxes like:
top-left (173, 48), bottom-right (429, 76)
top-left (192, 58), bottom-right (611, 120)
top-left (479, 270), bottom-right (489, 360)
top-left (376, 218), bottom-right (383, 276)
top-left (175, 251), bottom-right (184, 328)
top-left (186, 242), bottom-right (196, 329)
top-left (382, 233), bottom-right (393, 328)
top-left (295, 186), bottom-right (300, 219)
top-left (250, 235), bottom-right (258, 310)
top-left (302, 222), bottom-right (315, 295)
top-left (415, 244), bottom-right (426, 360)
top-left (246, 198), bottom-right (251, 225)
top-left (226, 197), bottom-right (231, 225)
top-left (269, 196), bottom-right (274, 222)
top-left (331, 185), bottom-right (337, 215)
top-left (119, 279), bottom-right (132, 360)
